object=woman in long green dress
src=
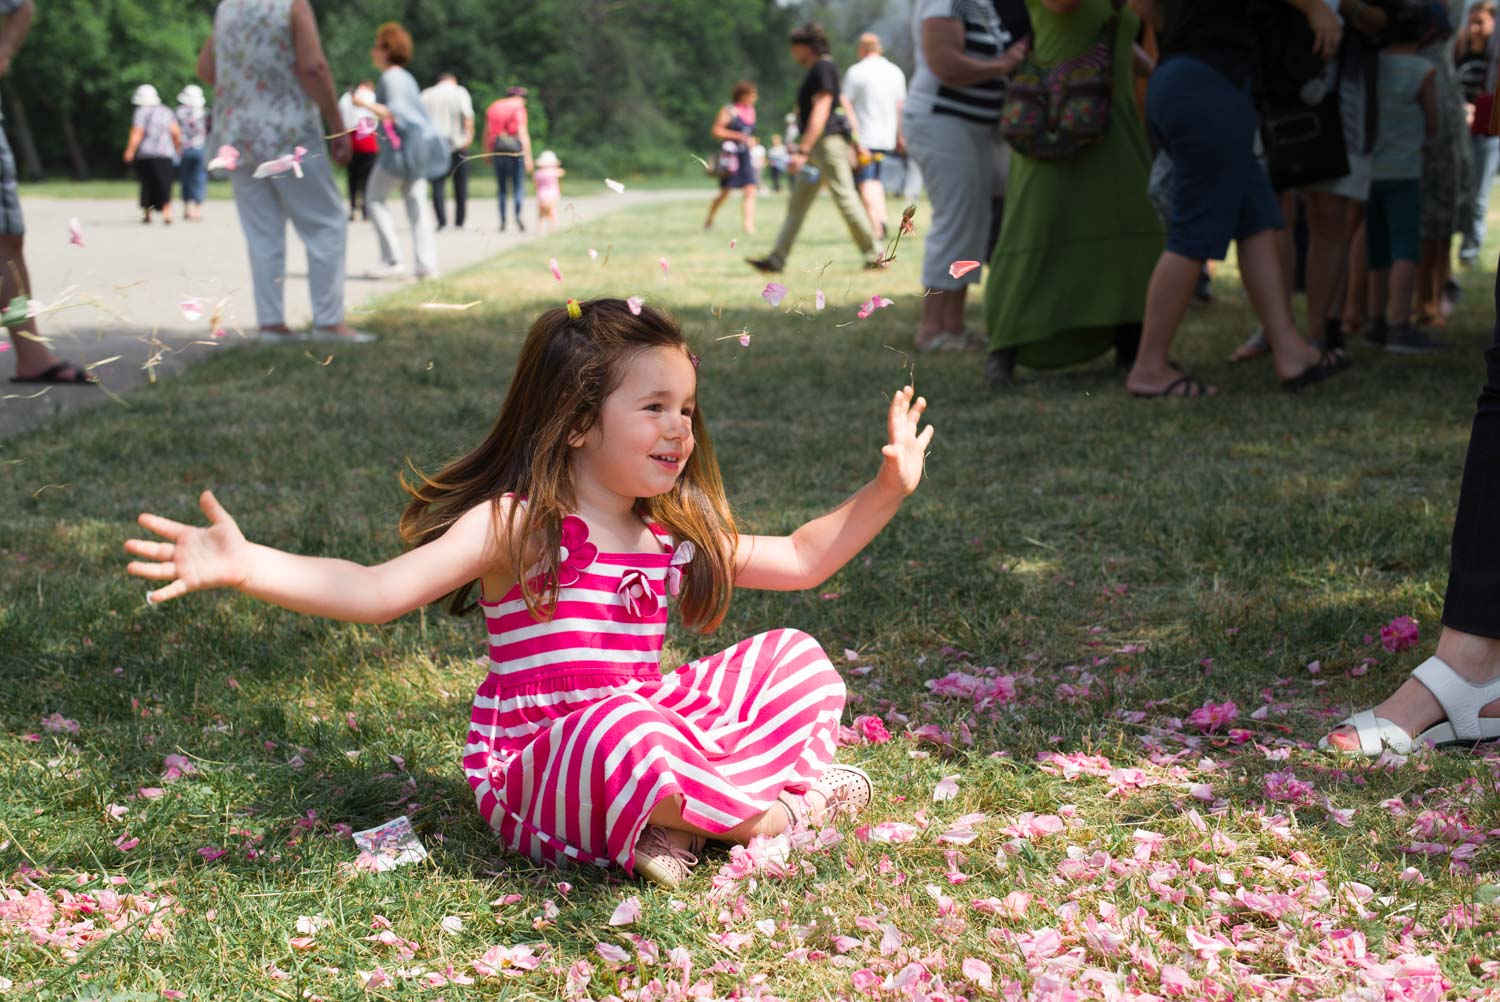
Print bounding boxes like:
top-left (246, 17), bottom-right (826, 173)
top-left (983, 0), bottom-right (1163, 386)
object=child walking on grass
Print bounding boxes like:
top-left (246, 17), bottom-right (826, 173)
top-left (1365, 6), bottom-right (1441, 354)
top-left (124, 297), bottom-right (934, 889)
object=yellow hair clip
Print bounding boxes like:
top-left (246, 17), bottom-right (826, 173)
top-left (566, 298), bottom-right (582, 320)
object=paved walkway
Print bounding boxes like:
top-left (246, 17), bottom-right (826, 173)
top-left (0, 186), bottom-right (697, 440)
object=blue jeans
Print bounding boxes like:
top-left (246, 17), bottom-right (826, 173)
top-left (495, 156), bottom-right (524, 224)
top-left (1461, 134), bottom-right (1500, 263)
top-left (178, 146), bottom-right (206, 204)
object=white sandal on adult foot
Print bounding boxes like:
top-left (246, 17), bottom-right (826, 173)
top-left (1319, 656), bottom-right (1500, 756)
top-left (633, 825), bottom-right (705, 889)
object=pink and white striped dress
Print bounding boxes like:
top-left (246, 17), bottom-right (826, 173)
top-left (463, 513), bottom-right (847, 873)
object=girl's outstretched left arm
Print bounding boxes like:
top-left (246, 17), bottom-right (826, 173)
top-left (734, 386), bottom-right (932, 591)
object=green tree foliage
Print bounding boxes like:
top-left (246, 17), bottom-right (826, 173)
top-left (6, 0), bottom-right (906, 179)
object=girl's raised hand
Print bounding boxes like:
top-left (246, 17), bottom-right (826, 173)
top-left (124, 490), bottom-right (252, 605)
top-left (877, 386), bottom-right (934, 496)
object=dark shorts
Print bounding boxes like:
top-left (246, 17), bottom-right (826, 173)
top-left (0, 125), bottom-right (23, 236)
top-left (853, 150), bottom-right (890, 185)
top-left (1367, 178), bottom-right (1422, 269)
top-left (1147, 55), bottom-right (1282, 261)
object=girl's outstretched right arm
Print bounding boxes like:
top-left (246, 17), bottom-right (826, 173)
top-left (124, 490), bottom-right (509, 624)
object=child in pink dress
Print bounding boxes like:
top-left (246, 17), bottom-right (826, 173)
top-left (532, 149), bottom-right (565, 233)
top-left (125, 298), bottom-right (934, 888)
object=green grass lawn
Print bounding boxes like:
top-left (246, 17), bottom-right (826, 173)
top-left (18, 167), bottom-right (706, 203)
top-left (2, 195), bottom-right (1498, 1000)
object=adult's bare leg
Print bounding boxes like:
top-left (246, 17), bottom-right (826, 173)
top-left (1236, 229), bottom-right (1324, 381)
top-left (1, 234), bottom-right (82, 380)
top-left (1125, 250), bottom-right (1216, 396)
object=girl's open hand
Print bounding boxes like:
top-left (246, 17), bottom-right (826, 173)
top-left (124, 490), bottom-right (252, 605)
top-left (877, 386), bottom-right (934, 496)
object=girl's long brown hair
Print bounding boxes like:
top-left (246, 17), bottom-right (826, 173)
top-left (399, 298), bottom-right (737, 631)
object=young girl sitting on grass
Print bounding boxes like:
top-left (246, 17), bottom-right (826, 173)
top-left (123, 297), bottom-right (934, 888)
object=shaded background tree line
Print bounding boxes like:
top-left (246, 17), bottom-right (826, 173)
top-left (2, 0), bottom-right (916, 181)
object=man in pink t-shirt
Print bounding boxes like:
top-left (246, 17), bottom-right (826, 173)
top-left (483, 87), bottom-right (534, 231)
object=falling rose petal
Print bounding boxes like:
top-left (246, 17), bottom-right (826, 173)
top-left (627, 296), bottom-right (644, 316)
top-left (588, 248), bottom-right (599, 261)
top-left (179, 298), bottom-right (204, 323)
top-left (550, 258), bottom-right (563, 282)
top-left (934, 775), bottom-right (960, 802)
top-left (738, 334), bottom-right (751, 347)
top-left (857, 295), bottom-right (895, 320)
top-left (761, 282), bottom-right (787, 307)
top-left (659, 256), bottom-right (669, 277)
top-left (948, 260), bottom-right (981, 280)
top-left (815, 289), bottom-right (826, 310)
top-left (252, 146), bottom-right (307, 180)
top-left (67, 217), bottom-right (85, 247)
top-left (206, 144), bottom-right (240, 172)
top-left (608, 895), bottom-right (642, 926)
top-left (730, 238), bottom-right (737, 248)
top-left (604, 178), bottom-right (625, 194)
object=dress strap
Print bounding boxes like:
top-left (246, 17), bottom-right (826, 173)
top-left (645, 521), bottom-right (675, 553)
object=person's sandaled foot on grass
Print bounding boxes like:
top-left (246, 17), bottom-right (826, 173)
top-left (10, 359), bottom-right (98, 384)
top-left (1321, 628), bottom-right (1500, 756)
top-left (1229, 326), bottom-right (1269, 363)
top-left (1281, 347), bottom-right (1351, 392)
top-left (1126, 360), bottom-right (1216, 398)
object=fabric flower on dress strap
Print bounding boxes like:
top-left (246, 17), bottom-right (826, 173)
top-left (668, 540), bottom-right (695, 597)
top-left (617, 569), bottom-right (660, 619)
top-left (553, 515), bottom-right (598, 588)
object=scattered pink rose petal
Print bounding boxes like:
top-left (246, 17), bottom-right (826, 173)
top-left (948, 260), bottom-right (981, 280)
top-left (179, 298), bottom-right (204, 323)
top-left (962, 957), bottom-right (994, 991)
top-left (659, 256), bottom-right (669, 277)
top-left (933, 774), bottom-right (960, 802)
top-left (114, 834), bottom-right (139, 851)
top-left (856, 295), bottom-right (894, 319)
top-left (762, 282), bottom-right (787, 307)
top-left (550, 258), bottom-right (563, 282)
top-left (608, 895), bottom-right (641, 926)
top-left (815, 289), bottom-right (826, 310)
top-left (604, 178), bottom-right (625, 194)
top-left (1381, 615), bottom-right (1420, 652)
top-left (627, 296), bottom-right (644, 316)
top-left (730, 238), bottom-right (737, 248)
top-left (738, 333), bottom-right (751, 347)
top-left (197, 845), bottom-right (227, 862)
top-left (67, 216), bottom-right (85, 247)
top-left (354, 117), bottom-right (377, 141)
top-left (440, 915), bottom-right (463, 934)
top-left (595, 942), bottom-right (630, 964)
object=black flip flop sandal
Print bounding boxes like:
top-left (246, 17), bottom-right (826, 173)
top-left (1281, 349), bottom-right (1351, 393)
top-left (9, 361), bottom-right (98, 384)
top-left (1131, 374), bottom-right (1211, 399)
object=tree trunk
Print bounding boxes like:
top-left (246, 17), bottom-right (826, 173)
top-left (58, 112), bottom-right (89, 180)
top-left (1, 82), bottom-right (44, 180)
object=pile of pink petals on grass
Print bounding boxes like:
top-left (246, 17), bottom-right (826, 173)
top-left (0, 866), bottom-right (178, 975)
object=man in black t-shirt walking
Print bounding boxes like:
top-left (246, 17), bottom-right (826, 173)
top-left (748, 22), bottom-right (883, 274)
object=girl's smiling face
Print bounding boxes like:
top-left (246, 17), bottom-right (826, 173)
top-left (570, 346), bottom-right (698, 504)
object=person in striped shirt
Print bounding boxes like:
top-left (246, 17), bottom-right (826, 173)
top-left (124, 297), bottom-right (937, 888)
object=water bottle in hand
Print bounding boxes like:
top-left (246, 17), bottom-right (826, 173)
top-left (798, 164), bottom-right (821, 186)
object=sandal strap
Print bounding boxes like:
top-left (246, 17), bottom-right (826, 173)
top-left (1412, 656), bottom-right (1500, 742)
top-left (776, 791), bottom-right (810, 830)
top-left (1341, 709), bottom-right (1414, 756)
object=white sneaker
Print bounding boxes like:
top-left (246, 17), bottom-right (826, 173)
top-left (364, 262), bottom-right (403, 279)
top-left (256, 328), bottom-right (306, 345)
top-left (309, 327), bottom-right (378, 344)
